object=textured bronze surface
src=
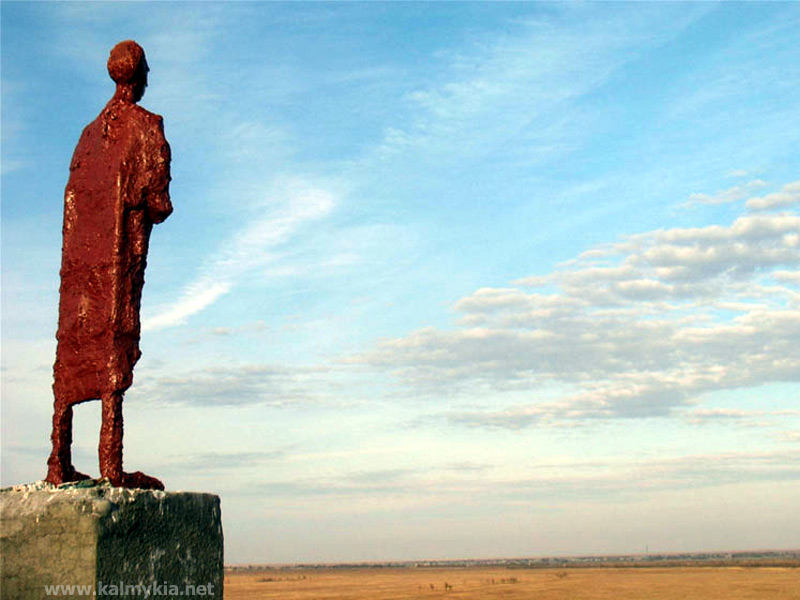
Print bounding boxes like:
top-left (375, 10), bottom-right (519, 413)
top-left (46, 41), bottom-right (172, 490)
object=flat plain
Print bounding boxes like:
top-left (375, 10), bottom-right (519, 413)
top-left (224, 566), bottom-right (800, 599)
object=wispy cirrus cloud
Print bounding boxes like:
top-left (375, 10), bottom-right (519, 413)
top-left (370, 4), bottom-right (709, 168)
top-left (347, 180), bottom-right (800, 428)
top-left (143, 179), bottom-right (336, 331)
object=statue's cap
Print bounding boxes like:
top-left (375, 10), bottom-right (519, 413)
top-left (107, 40), bottom-right (146, 84)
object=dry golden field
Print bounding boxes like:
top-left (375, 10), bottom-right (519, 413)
top-left (224, 566), bottom-right (800, 600)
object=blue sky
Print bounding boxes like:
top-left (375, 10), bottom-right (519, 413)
top-left (2, 2), bottom-right (799, 564)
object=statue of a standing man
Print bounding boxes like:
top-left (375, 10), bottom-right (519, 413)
top-left (46, 41), bottom-right (171, 490)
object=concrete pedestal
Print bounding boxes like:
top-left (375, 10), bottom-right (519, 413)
top-left (1, 481), bottom-right (223, 599)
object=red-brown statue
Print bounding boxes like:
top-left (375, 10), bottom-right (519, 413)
top-left (46, 41), bottom-right (172, 490)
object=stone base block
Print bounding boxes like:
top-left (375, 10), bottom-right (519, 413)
top-left (1, 481), bottom-right (223, 599)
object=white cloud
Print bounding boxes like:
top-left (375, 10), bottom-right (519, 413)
top-left (685, 407), bottom-right (800, 426)
top-left (776, 430), bottom-right (800, 443)
top-left (773, 269), bottom-right (800, 285)
top-left (746, 180), bottom-right (800, 211)
top-left (683, 179), bottom-right (768, 207)
top-left (677, 178), bottom-right (799, 213)
top-left (130, 362), bottom-right (339, 407)
top-left (349, 181), bottom-right (800, 428)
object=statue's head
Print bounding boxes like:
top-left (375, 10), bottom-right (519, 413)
top-left (107, 40), bottom-right (148, 103)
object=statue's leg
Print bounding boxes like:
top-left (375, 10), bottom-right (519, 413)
top-left (99, 389), bottom-right (164, 490)
top-left (46, 398), bottom-right (90, 484)
top-left (99, 389), bottom-right (124, 484)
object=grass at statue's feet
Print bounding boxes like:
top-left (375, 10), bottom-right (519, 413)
top-left (224, 566), bottom-right (800, 600)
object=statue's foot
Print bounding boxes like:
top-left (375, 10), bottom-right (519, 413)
top-left (114, 470), bottom-right (165, 491)
top-left (46, 463), bottom-right (92, 486)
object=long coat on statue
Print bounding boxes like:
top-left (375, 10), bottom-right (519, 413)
top-left (53, 98), bottom-right (172, 404)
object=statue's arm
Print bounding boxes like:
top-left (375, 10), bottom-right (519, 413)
top-left (145, 115), bottom-right (173, 224)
